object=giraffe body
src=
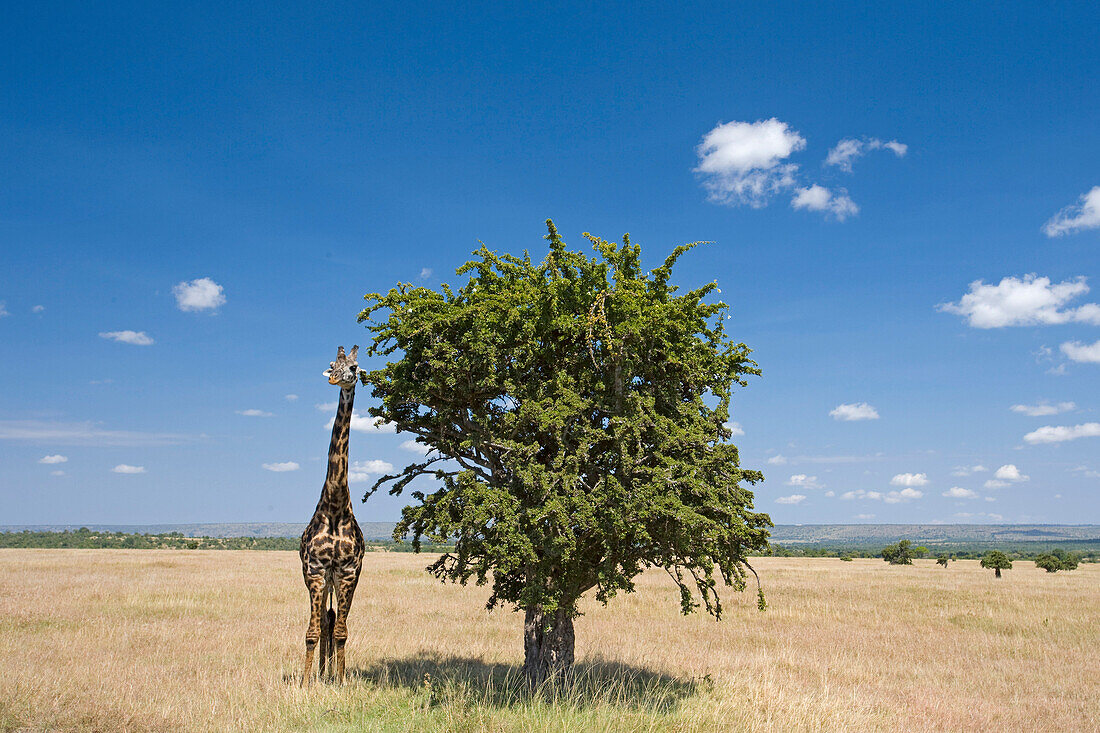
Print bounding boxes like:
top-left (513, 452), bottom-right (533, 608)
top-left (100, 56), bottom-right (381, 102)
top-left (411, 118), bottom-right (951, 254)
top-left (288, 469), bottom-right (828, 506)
top-left (299, 346), bottom-right (366, 685)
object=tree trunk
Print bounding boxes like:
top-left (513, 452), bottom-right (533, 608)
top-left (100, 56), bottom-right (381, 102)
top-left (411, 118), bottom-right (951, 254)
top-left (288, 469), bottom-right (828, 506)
top-left (995, 568), bottom-right (1001, 578)
top-left (522, 606), bottom-right (575, 688)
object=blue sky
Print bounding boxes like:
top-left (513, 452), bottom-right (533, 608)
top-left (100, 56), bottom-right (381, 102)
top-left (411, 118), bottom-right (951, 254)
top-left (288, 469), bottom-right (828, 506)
top-left (2, 2), bottom-right (1098, 525)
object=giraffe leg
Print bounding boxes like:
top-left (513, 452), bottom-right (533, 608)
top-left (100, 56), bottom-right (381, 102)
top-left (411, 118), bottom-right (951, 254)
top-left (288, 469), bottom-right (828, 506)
top-left (300, 573), bottom-right (326, 686)
top-left (333, 568), bottom-right (361, 685)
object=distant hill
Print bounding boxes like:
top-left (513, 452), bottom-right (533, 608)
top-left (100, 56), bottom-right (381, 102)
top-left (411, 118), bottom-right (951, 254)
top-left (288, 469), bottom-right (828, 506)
top-left (2, 522), bottom-right (1097, 544)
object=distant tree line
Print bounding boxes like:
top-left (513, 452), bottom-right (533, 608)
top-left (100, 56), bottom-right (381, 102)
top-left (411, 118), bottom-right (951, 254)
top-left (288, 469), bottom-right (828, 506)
top-left (765, 541), bottom-right (1097, 563)
top-left (0, 529), bottom-right (453, 553)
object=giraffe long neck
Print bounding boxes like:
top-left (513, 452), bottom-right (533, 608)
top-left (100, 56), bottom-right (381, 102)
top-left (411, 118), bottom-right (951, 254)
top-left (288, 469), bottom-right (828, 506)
top-left (319, 384), bottom-right (355, 513)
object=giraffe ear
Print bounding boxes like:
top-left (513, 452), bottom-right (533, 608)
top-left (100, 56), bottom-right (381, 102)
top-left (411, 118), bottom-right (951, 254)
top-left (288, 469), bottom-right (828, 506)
top-left (349, 345), bottom-right (359, 361)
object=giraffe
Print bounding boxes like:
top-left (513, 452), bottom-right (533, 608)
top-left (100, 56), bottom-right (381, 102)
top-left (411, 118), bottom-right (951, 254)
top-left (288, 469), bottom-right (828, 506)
top-left (299, 345), bottom-right (366, 685)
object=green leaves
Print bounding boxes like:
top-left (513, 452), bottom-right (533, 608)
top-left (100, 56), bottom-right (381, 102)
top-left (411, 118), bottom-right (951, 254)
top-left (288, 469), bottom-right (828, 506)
top-left (358, 221), bottom-right (771, 619)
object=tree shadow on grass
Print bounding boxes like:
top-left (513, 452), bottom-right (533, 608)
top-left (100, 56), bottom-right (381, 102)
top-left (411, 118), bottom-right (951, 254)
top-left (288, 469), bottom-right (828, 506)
top-left (348, 652), bottom-right (701, 712)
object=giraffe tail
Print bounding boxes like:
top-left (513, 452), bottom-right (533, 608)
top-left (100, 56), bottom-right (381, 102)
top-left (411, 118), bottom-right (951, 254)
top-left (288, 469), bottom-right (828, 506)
top-left (319, 583), bottom-right (337, 679)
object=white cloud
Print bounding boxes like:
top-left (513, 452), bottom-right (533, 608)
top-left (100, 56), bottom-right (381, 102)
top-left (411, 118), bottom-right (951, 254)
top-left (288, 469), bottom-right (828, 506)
top-left (954, 512), bottom-right (1004, 521)
top-left (951, 464), bottom-right (988, 476)
top-left (825, 137), bottom-right (908, 172)
top-left (99, 330), bottom-right (154, 346)
top-left (840, 488), bottom-right (921, 503)
top-left (0, 420), bottom-right (187, 447)
top-left (112, 464), bottom-right (146, 474)
top-left (419, 268), bottom-right (433, 279)
top-left (262, 461), bottom-right (300, 472)
top-left (173, 277), bottom-right (226, 312)
top-left (787, 473), bottom-right (822, 489)
top-left (766, 454), bottom-right (788, 465)
top-left (348, 459), bottom-right (396, 483)
top-left (855, 513), bottom-right (875, 520)
top-left (324, 413), bottom-right (397, 433)
top-left (285, 394), bottom-right (299, 402)
top-left (50, 470), bottom-right (65, 476)
top-left (1010, 401), bottom-right (1076, 416)
top-left (32, 305), bottom-right (45, 313)
top-left (824, 490), bottom-right (835, 497)
top-left (400, 439), bottom-right (433, 455)
top-left (890, 472), bottom-right (929, 487)
top-left (830, 402), bottom-right (879, 421)
top-left (983, 479), bottom-right (1009, 489)
top-left (791, 185), bottom-right (859, 221)
top-left (0, 301), bottom-right (9, 317)
top-left (776, 494), bottom-right (806, 505)
top-left (316, 401), bottom-right (338, 413)
top-left (884, 488), bottom-right (923, 504)
top-left (1043, 186), bottom-right (1100, 237)
top-left (938, 275), bottom-right (1100, 328)
top-left (1061, 339), bottom-right (1100, 363)
top-left (694, 118), bottom-right (805, 207)
top-left (1023, 422), bottom-right (1100, 444)
top-left (38, 455), bottom-right (68, 464)
top-left (236, 409), bottom-right (274, 417)
top-left (994, 464), bottom-right (1028, 481)
top-left (724, 421), bottom-right (745, 436)
top-left (943, 487), bottom-right (978, 499)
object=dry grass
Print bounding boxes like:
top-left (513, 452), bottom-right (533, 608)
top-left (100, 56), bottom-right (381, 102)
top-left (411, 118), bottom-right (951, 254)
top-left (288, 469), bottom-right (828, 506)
top-left (0, 550), bottom-right (1096, 732)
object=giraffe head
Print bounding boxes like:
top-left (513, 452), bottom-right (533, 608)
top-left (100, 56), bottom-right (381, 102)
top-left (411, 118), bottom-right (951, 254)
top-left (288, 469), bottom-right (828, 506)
top-left (324, 345), bottom-right (360, 388)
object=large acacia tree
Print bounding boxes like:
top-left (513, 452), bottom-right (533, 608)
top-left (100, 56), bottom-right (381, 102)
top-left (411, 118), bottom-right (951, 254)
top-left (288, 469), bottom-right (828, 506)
top-left (358, 221), bottom-right (771, 685)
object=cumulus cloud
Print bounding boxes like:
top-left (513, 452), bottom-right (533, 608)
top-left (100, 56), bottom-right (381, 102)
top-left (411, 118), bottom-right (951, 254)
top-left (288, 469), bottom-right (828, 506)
top-left (262, 461), bottom-right (300, 472)
top-left (1043, 186), bottom-right (1100, 237)
top-left (824, 490), bottom-right (835, 497)
top-left (787, 474), bottom-right (822, 489)
top-left (841, 488), bottom-right (922, 503)
top-left (776, 494), bottom-right (806, 505)
top-left (943, 487), bottom-right (978, 499)
top-left (1010, 401), bottom-right (1076, 416)
top-left (50, 470), bottom-right (65, 476)
top-left (766, 454), bottom-right (788, 465)
top-left (419, 268), bottom-right (433, 279)
top-left (830, 402), bottom-right (879, 421)
top-left (951, 464), bottom-right (988, 476)
top-left (724, 421), bottom-right (745, 436)
top-left (38, 455), bottom-right (68, 464)
top-left (173, 277), bottom-right (226, 312)
top-left (99, 330), bottom-right (154, 346)
top-left (1061, 339), bottom-right (1100, 363)
top-left (316, 401), bottom-right (338, 413)
top-left (994, 464), bottom-right (1028, 481)
top-left (32, 305), bottom-right (45, 313)
top-left (884, 488), bottom-right (923, 503)
top-left (890, 472), bottom-right (929, 487)
top-left (938, 275), bottom-right (1100, 328)
top-left (285, 394), bottom-right (299, 402)
top-left (1023, 422), bottom-right (1100, 444)
top-left (348, 459), bottom-right (396, 483)
top-left (323, 413), bottom-right (397, 433)
top-left (695, 118), bottom-right (805, 207)
top-left (854, 513), bottom-right (875, 520)
top-left (0, 301), bottom-right (9, 317)
top-left (791, 185), bottom-right (859, 221)
top-left (236, 409), bottom-right (274, 417)
top-left (400, 439), bottom-right (433, 455)
top-left (825, 137), bottom-right (908, 172)
top-left (112, 464), bottom-right (146, 474)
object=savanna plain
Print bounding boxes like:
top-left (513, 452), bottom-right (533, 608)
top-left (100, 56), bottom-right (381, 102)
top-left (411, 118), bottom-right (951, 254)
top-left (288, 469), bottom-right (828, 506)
top-left (1, 550), bottom-right (1096, 732)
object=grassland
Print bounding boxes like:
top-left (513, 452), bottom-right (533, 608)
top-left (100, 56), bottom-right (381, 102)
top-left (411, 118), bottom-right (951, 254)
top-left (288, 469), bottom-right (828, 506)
top-left (1, 551), bottom-right (1096, 732)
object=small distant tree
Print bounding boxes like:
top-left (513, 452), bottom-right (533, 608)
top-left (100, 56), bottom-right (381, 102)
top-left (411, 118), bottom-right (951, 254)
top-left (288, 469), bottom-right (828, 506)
top-left (359, 221), bottom-right (772, 686)
top-left (980, 550), bottom-right (1012, 578)
top-left (1034, 549), bottom-right (1079, 573)
top-left (936, 554), bottom-right (949, 567)
top-left (913, 546), bottom-right (930, 559)
top-left (882, 539), bottom-right (914, 565)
